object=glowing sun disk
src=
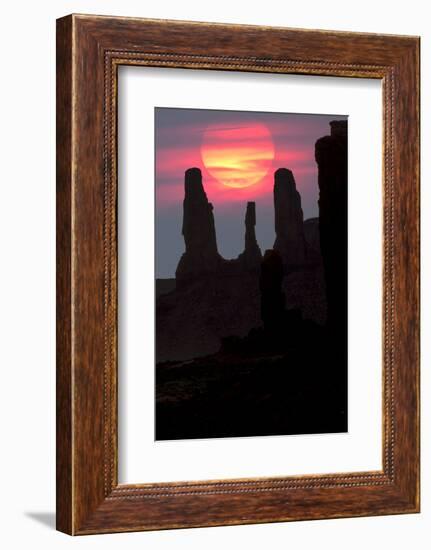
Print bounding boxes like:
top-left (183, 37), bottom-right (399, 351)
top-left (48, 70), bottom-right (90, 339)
top-left (201, 123), bottom-right (275, 188)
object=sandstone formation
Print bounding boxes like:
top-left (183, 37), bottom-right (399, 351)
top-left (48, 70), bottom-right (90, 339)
top-left (238, 202), bottom-right (262, 270)
top-left (175, 168), bottom-right (221, 284)
top-left (158, 158), bottom-right (331, 361)
top-left (315, 120), bottom-right (348, 334)
top-left (158, 172), bottom-right (263, 361)
top-left (273, 168), bottom-right (307, 269)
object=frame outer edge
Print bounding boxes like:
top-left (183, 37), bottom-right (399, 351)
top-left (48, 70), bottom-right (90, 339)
top-left (392, 38), bottom-right (420, 510)
top-left (56, 14), bottom-right (74, 535)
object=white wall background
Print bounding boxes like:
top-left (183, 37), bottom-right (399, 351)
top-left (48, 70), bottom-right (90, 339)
top-left (0, 1), bottom-right (427, 548)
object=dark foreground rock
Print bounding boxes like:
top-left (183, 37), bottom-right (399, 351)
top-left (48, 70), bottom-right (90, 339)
top-left (315, 120), bottom-right (348, 336)
top-left (156, 321), bottom-right (347, 440)
top-left (156, 278), bottom-right (175, 299)
top-left (156, 239), bottom-right (344, 441)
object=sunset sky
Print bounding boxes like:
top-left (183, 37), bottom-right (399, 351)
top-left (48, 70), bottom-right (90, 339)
top-left (155, 107), bottom-right (347, 278)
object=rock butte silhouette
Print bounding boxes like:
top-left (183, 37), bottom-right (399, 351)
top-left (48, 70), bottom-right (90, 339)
top-left (157, 166), bottom-right (325, 361)
top-left (175, 169), bottom-right (265, 285)
top-left (156, 120), bottom-right (348, 440)
top-left (273, 167), bottom-right (308, 268)
top-left (175, 164), bottom-right (318, 287)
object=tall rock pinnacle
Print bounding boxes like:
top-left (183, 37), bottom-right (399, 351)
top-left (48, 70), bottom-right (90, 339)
top-left (175, 168), bottom-right (221, 283)
top-left (238, 202), bottom-right (262, 270)
top-left (273, 168), bottom-right (307, 269)
top-left (315, 120), bottom-right (348, 334)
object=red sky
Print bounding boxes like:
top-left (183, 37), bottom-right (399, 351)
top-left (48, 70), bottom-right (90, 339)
top-left (155, 107), bottom-right (347, 278)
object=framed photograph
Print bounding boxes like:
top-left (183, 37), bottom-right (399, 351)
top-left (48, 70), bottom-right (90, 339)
top-left (56, 14), bottom-right (420, 535)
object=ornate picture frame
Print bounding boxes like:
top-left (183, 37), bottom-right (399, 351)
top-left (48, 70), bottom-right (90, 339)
top-left (56, 14), bottom-right (420, 534)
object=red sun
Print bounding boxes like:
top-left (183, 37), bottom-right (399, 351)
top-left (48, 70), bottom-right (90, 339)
top-left (200, 123), bottom-right (275, 189)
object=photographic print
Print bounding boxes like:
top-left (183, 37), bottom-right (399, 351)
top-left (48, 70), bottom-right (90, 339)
top-left (155, 107), bottom-right (348, 441)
